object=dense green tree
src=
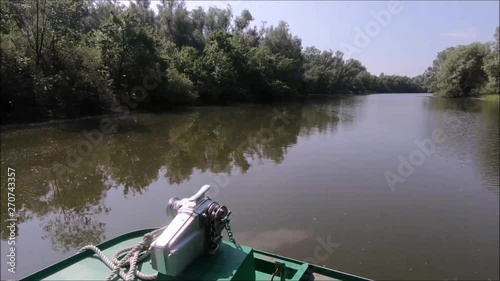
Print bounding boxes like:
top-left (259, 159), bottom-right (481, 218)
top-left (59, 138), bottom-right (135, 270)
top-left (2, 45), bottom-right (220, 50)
top-left (483, 27), bottom-right (500, 96)
top-left (434, 43), bottom-right (490, 97)
top-left (1, 0), bottom-right (430, 125)
top-left (1, 0), bottom-right (114, 122)
top-left (97, 8), bottom-right (160, 101)
top-left (422, 47), bottom-right (456, 93)
top-left (261, 21), bottom-right (304, 96)
top-left (422, 27), bottom-right (499, 97)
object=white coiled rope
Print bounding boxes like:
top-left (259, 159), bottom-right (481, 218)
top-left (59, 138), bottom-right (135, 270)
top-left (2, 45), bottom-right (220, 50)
top-left (78, 227), bottom-right (166, 281)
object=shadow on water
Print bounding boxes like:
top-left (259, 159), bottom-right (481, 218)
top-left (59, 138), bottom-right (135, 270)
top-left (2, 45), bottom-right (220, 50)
top-left (0, 97), bottom-right (362, 252)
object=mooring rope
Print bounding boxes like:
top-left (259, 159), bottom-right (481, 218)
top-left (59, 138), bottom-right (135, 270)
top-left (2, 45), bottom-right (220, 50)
top-left (78, 227), bottom-right (166, 281)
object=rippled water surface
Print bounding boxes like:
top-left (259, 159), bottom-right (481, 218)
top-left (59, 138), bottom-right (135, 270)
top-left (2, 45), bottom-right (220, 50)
top-left (1, 94), bottom-right (498, 280)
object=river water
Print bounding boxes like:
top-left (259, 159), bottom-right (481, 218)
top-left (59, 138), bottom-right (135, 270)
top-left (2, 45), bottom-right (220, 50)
top-left (1, 94), bottom-right (498, 280)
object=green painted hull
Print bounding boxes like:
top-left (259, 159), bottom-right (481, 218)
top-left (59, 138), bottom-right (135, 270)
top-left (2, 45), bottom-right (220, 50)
top-left (21, 228), bottom-right (372, 281)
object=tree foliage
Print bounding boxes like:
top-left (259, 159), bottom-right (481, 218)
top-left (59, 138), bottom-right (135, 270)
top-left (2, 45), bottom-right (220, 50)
top-left (1, 0), bottom-right (425, 124)
top-left (482, 27), bottom-right (500, 96)
top-left (422, 28), bottom-right (499, 98)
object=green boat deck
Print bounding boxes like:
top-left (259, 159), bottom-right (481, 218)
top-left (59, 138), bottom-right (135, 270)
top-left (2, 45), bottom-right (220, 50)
top-left (21, 229), bottom-right (372, 281)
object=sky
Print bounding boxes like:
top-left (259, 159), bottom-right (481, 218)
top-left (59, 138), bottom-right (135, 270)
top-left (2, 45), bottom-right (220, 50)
top-left (146, 1), bottom-right (499, 77)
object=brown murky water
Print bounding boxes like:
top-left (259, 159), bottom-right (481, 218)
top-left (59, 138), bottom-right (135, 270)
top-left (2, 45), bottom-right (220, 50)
top-left (1, 94), bottom-right (498, 280)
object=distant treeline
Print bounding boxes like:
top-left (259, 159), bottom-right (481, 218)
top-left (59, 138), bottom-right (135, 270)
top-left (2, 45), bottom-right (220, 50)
top-left (0, 0), bottom-right (429, 124)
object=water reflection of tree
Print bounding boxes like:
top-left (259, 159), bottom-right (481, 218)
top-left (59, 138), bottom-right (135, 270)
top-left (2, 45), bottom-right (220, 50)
top-left (100, 136), bottom-right (168, 195)
top-left (0, 97), bottom-right (363, 251)
top-left (424, 97), bottom-right (499, 194)
top-left (41, 207), bottom-right (107, 253)
top-left (301, 97), bottom-right (359, 136)
top-left (0, 130), bottom-right (111, 249)
top-left (424, 97), bottom-right (483, 113)
top-left (476, 101), bottom-right (499, 193)
top-left (39, 166), bottom-right (110, 252)
top-left (157, 106), bottom-right (306, 183)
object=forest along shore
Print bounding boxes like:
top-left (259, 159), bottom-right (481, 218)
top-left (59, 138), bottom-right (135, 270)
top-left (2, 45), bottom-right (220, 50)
top-left (1, 1), bottom-right (498, 125)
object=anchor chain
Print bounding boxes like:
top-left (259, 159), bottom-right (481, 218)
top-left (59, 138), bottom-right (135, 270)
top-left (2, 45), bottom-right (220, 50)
top-left (222, 211), bottom-right (236, 244)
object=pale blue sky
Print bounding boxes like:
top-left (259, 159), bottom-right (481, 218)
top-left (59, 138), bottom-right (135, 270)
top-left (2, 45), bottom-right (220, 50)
top-left (147, 1), bottom-right (499, 77)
